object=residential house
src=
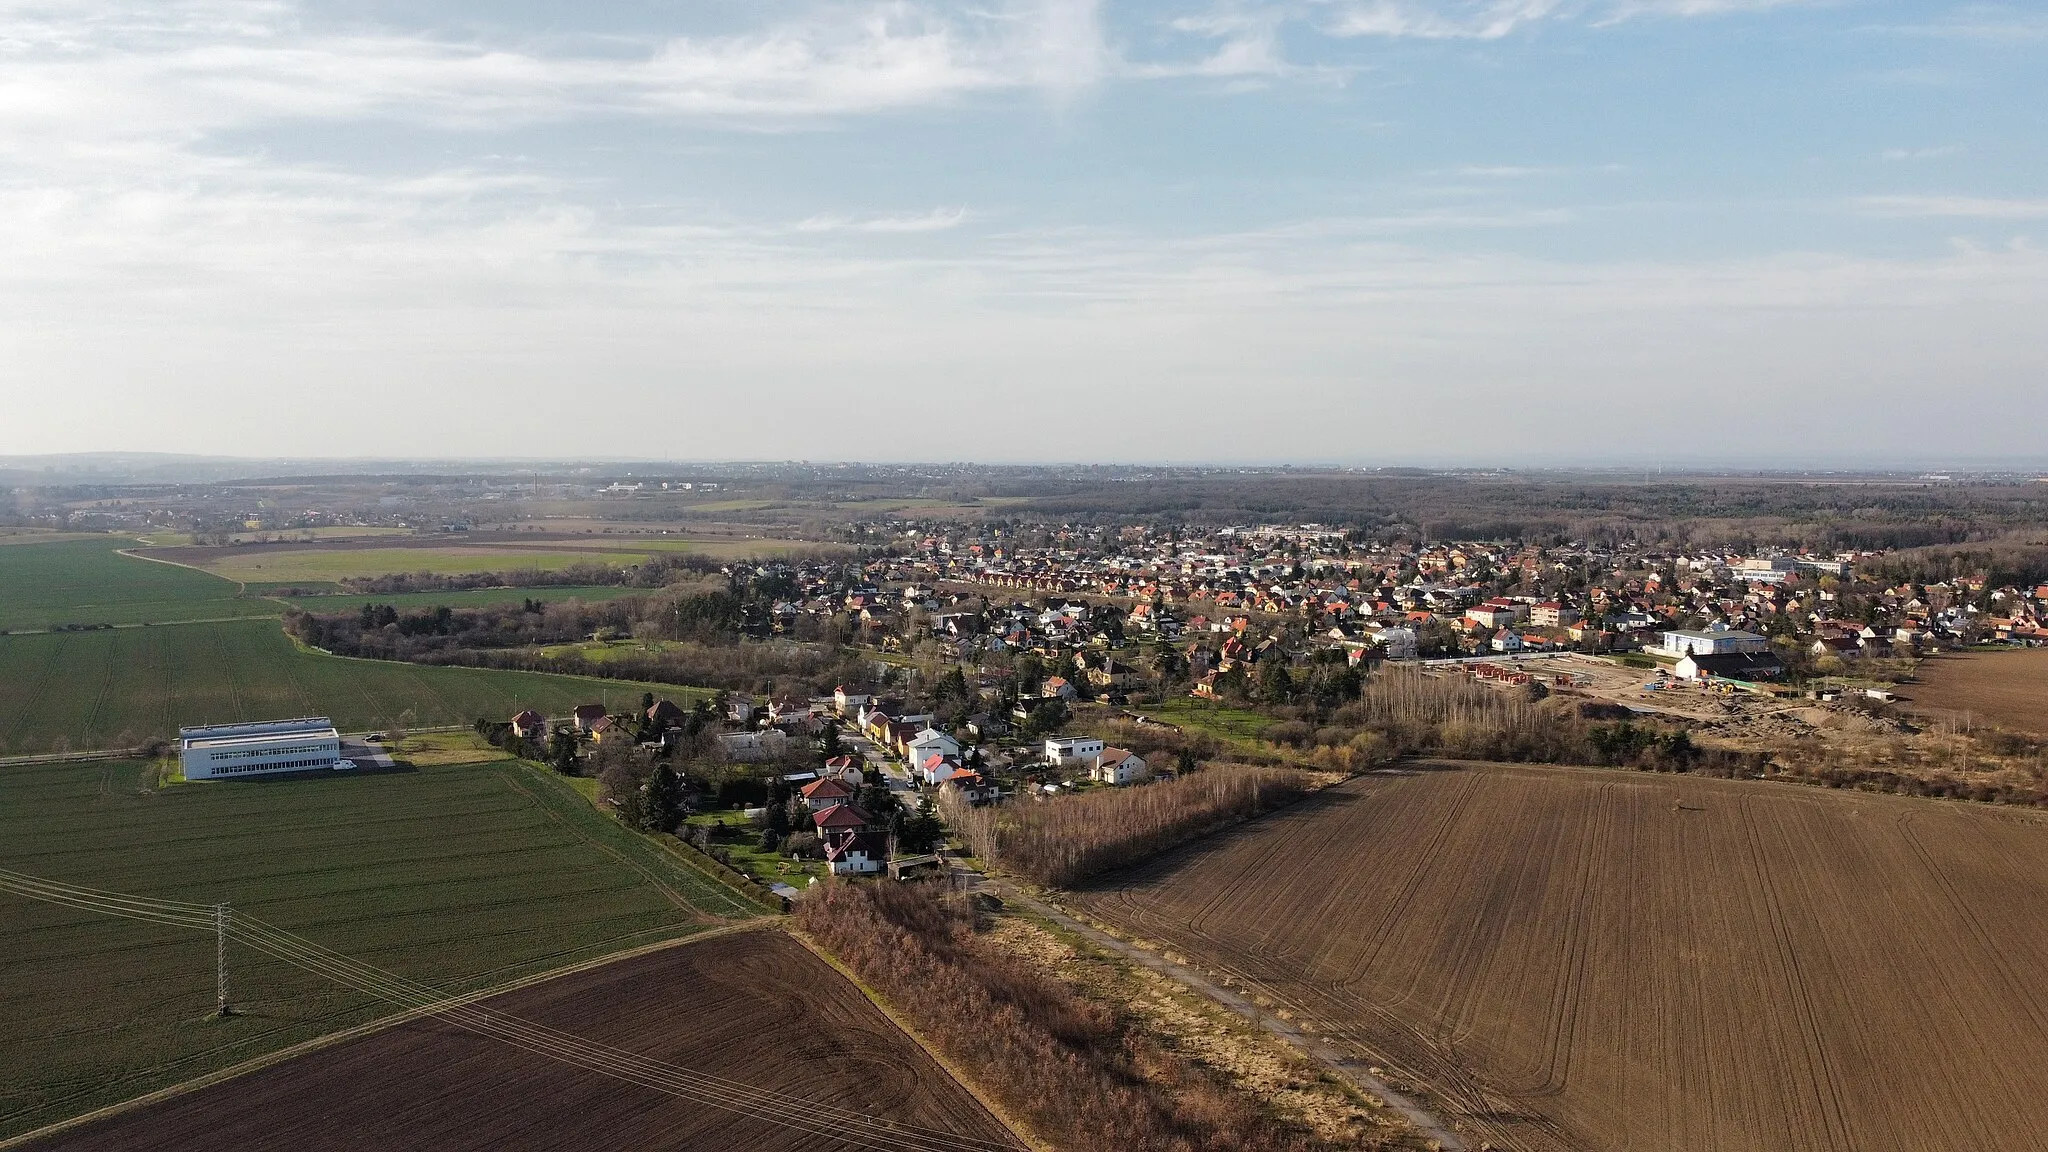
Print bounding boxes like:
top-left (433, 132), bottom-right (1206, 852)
top-left (937, 771), bottom-right (999, 806)
top-left (509, 710), bottom-right (547, 741)
top-left (800, 776), bottom-right (855, 812)
top-left (1091, 748), bottom-right (1149, 786)
top-left (825, 831), bottom-right (888, 875)
top-left (1045, 735), bottom-right (1105, 766)
top-left (906, 727), bottom-right (961, 766)
top-left (571, 703), bottom-right (609, 734)
top-left (717, 729), bottom-right (789, 762)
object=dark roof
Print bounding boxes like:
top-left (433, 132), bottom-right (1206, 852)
top-left (1680, 651), bottom-right (1787, 679)
top-left (826, 830), bottom-right (887, 861)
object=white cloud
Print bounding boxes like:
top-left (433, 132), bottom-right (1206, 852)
top-left (794, 207), bottom-right (972, 233)
top-left (1859, 195), bottom-right (2048, 220)
top-left (1329, 1), bottom-right (1568, 41)
top-left (1325, 0), bottom-right (1821, 39)
top-left (3, 145), bottom-right (2043, 464)
top-left (0, 0), bottom-right (1112, 149)
top-left (1880, 145), bottom-right (1964, 162)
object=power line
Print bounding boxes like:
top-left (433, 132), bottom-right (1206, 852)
top-left (0, 868), bottom-right (1024, 1152)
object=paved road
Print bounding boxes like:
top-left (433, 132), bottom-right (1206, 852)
top-left (979, 875), bottom-right (1469, 1152)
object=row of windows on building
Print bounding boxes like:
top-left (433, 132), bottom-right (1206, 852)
top-left (207, 742), bottom-right (336, 762)
top-left (211, 756), bottom-right (337, 776)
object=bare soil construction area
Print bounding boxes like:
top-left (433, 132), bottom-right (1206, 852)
top-left (24, 930), bottom-right (1018, 1152)
top-left (1900, 648), bottom-right (2048, 736)
top-left (1074, 762), bottom-right (2048, 1152)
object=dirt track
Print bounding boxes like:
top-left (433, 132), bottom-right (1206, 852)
top-left (1075, 762), bottom-right (2048, 1152)
top-left (23, 931), bottom-right (1018, 1152)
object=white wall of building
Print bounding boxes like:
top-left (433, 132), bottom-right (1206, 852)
top-left (180, 718), bottom-right (342, 780)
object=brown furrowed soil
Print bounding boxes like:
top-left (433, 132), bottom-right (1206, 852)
top-left (23, 930), bottom-right (1019, 1152)
top-left (1073, 762), bottom-right (2048, 1152)
top-left (1901, 648), bottom-right (2048, 736)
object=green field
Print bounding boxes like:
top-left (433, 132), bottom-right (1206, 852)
top-left (162, 536), bottom-right (841, 584)
top-left (276, 585), bottom-right (651, 615)
top-left (0, 619), bottom-right (708, 753)
top-left (186, 547), bottom-right (662, 584)
top-left (0, 539), bottom-right (277, 632)
top-left (0, 755), bottom-right (757, 1140)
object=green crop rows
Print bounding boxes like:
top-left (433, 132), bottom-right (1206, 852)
top-left (0, 619), bottom-right (707, 754)
top-left (0, 756), bottom-right (755, 1140)
top-left (0, 539), bottom-right (278, 632)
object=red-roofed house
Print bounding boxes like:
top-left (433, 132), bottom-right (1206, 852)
top-left (800, 776), bottom-right (855, 812)
top-left (509, 710), bottom-right (546, 740)
top-left (571, 704), bottom-right (608, 734)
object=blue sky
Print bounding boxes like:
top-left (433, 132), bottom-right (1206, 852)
top-left (1, 0), bottom-right (2043, 465)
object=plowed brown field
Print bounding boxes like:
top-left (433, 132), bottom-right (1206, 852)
top-left (1075, 763), bottom-right (2048, 1152)
top-left (24, 930), bottom-right (1020, 1152)
top-left (1901, 648), bottom-right (2048, 736)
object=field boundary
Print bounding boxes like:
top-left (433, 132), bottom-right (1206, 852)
top-left (0, 920), bottom-right (775, 1152)
top-left (112, 546), bottom-right (252, 594)
top-left (282, 638), bottom-right (718, 703)
top-left (786, 928), bottom-right (1052, 1152)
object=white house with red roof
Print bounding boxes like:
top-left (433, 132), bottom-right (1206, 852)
top-left (1091, 748), bottom-right (1149, 786)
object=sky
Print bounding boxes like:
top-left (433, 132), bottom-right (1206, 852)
top-left (0, 0), bottom-right (2043, 467)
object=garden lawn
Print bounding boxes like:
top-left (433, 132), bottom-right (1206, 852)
top-left (1135, 697), bottom-right (1277, 744)
top-left (685, 811), bottom-right (824, 885)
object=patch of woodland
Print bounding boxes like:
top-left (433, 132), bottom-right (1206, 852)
top-left (283, 583), bottom-right (871, 696)
top-left (797, 882), bottom-right (1338, 1152)
top-left (940, 764), bottom-right (1317, 888)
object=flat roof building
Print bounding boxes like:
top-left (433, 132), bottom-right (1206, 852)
top-left (1656, 629), bottom-right (1770, 658)
top-left (180, 717), bottom-right (342, 781)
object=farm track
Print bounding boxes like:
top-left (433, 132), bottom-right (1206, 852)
top-left (1074, 762), bottom-right (2048, 1152)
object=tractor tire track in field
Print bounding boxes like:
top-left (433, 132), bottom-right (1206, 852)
top-left (79, 632), bottom-right (119, 749)
top-left (493, 769), bottom-right (748, 922)
top-left (1737, 797), bottom-right (1852, 1152)
top-left (1, 636), bottom-right (71, 749)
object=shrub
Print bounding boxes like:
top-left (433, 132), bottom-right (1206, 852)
top-left (797, 883), bottom-right (1330, 1152)
top-left (940, 764), bottom-right (1314, 888)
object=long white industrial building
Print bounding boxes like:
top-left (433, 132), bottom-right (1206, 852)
top-left (180, 717), bottom-right (342, 780)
